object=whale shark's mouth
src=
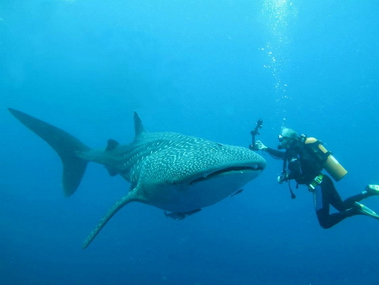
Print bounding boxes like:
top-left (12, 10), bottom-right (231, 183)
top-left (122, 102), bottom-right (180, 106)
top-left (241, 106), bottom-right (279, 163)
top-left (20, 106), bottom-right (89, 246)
top-left (189, 165), bottom-right (263, 185)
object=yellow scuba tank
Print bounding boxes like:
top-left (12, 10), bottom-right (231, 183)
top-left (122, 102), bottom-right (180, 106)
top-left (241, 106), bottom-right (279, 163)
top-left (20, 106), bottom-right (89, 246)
top-left (305, 137), bottom-right (348, 181)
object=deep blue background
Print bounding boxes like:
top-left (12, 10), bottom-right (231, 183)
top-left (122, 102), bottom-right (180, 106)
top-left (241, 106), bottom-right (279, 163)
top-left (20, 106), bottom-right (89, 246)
top-left (1, 1), bottom-right (379, 284)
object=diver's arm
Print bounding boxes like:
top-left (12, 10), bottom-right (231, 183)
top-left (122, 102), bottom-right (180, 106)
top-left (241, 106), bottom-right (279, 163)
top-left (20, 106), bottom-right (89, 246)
top-left (264, 147), bottom-right (286, 159)
top-left (252, 140), bottom-right (285, 159)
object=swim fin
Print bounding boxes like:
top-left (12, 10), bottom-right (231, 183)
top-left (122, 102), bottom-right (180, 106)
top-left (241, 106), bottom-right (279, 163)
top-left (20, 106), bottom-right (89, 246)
top-left (365, 184), bottom-right (379, 196)
top-left (353, 202), bottom-right (379, 220)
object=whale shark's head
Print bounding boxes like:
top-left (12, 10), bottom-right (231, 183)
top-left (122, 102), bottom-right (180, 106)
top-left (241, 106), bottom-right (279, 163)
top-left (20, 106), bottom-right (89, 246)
top-left (134, 133), bottom-right (266, 212)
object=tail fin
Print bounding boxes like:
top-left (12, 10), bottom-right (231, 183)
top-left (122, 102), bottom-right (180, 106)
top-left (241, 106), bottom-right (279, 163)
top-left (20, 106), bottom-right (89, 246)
top-left (8, 108), bottom-right (90, 196)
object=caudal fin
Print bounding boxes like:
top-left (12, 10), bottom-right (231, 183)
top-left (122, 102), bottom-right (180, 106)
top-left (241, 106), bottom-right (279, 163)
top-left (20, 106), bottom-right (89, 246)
top-left (8, 108), bottom-right (90, 196)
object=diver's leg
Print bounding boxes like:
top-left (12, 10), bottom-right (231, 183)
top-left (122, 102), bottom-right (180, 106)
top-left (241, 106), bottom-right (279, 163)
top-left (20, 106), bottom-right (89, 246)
top-left (314, 177), bottom-right (356, 229)
top-left (340, 184), bottom-right (379, 208)
top-left (322, 176), bottom-right (379, 222)
top-left (342, 193), bottom-right (366, 209)
top-left (322, 175), bottom-right (346, 211)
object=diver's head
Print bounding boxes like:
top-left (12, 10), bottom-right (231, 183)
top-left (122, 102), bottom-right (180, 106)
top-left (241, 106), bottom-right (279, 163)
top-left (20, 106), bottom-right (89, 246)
top-left (277, 127), bottom-right (299, 149)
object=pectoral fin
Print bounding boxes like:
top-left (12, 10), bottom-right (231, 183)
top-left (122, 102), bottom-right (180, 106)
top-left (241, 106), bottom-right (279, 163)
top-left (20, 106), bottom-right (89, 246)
top-left (83, 190), bottom-right (140, 248)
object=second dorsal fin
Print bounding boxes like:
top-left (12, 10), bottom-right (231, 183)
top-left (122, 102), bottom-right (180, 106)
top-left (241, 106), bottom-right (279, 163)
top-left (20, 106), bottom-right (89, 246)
top-left (106, 139), bottom-right (119, 151)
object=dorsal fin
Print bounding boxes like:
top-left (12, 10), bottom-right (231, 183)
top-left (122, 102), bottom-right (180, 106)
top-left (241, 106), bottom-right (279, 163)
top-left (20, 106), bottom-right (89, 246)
top-left (105, 139), bottom-right (119, 151)
top-left (134, 112), bottom-right (145, 138)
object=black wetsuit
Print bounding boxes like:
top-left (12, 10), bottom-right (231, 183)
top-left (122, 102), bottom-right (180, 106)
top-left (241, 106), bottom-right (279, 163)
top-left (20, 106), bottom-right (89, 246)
top-left (265, 140), bottom-right (366, 228)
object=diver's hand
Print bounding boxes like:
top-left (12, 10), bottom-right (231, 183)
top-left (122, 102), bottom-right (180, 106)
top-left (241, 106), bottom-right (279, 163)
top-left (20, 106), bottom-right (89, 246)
top-left (252, 140), bottom-right (267, 151)
top-left (277, 174), bottom-right (289, 184)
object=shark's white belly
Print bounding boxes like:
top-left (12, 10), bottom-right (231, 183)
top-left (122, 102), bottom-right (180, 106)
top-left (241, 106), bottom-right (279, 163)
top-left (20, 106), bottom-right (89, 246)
top-left (150, 170), bottom-right (262, 213)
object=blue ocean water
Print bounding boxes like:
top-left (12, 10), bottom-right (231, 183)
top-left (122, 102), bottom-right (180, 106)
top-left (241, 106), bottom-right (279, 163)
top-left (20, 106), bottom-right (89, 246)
top-left (1, 0), bottom-right (379, 284)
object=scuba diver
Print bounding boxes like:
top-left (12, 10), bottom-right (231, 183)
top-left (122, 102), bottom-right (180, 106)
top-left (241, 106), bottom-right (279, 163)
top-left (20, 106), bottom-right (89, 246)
top-left (251, 127), bottom-right (379, 229)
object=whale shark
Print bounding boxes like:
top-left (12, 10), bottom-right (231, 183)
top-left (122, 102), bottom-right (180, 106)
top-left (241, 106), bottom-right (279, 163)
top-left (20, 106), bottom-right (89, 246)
top-left (8, 108), bottom-right (266, 248)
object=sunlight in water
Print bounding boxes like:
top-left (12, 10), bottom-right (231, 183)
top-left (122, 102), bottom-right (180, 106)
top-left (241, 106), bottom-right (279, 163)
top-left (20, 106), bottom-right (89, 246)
top-left (261, 0), bottom-right (297, 98)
